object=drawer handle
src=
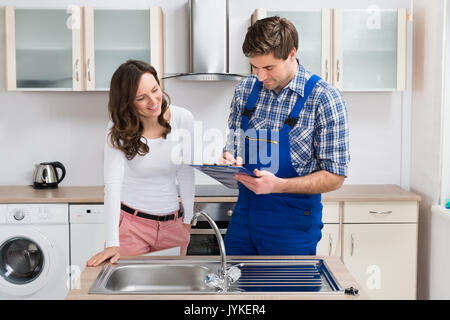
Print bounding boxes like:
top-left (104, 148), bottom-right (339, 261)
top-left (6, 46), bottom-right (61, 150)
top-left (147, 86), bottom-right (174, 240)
top-left (328, 234), bottom-right (332, 256)
top-left (350, 234), bottom-right (355, 256)
top-left (87, 58), bottom-right (92, 82)
top-left (74, 58), bottom-right (79, 82)
top-left (369, 210), bottom-right (393, 215)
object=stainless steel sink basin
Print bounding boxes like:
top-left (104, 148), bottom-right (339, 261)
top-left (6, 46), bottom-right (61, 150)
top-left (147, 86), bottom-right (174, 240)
top-left (90, 262), bottom-right (217, 294)
top-left (89, 258), bottom-right (344, 295)
top-left (106, 264), bottom-right (213, 293)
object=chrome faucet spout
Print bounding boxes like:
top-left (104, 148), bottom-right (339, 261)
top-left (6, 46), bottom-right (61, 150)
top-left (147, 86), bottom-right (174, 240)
top-left (191, 210), bottom-right (234, 291)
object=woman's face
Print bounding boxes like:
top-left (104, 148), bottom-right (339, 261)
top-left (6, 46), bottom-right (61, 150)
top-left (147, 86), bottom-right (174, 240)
top-left (134, 72), bottom-right (163, 120)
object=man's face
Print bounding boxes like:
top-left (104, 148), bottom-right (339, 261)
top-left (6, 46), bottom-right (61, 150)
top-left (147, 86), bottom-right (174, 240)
top-left (249, 49), bottom-right (297, 94)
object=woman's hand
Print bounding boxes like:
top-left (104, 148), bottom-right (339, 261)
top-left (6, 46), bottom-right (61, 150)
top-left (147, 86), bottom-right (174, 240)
top-left (86, 246), bottom-right (120, 267)
top-left (183, 223), bottom-right (191, 233)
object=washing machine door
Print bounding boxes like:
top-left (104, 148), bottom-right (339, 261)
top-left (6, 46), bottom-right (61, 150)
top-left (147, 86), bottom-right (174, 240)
top-left (0, 228), bottom-right (54, 297)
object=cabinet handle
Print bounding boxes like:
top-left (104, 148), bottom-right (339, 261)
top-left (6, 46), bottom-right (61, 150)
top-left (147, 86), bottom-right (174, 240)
top-left (325, 59), bottom-right (329, 82)
top-left (87, 58), bottom-right (91, 82)
top-left (369, 210), bottom-right (393, 215)
top-left (74, 59), bottom-right (79, 82)
top-left (336, 59), bottom-right (341, 83)
top-left (328, 234), bottom-right (332, 256)
top-left (350, 234), bottom-right (354, 256)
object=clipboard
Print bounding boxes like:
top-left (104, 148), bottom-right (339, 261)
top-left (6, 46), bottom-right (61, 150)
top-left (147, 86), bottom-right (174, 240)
top-left (190, 164), bottom-right (257, 189)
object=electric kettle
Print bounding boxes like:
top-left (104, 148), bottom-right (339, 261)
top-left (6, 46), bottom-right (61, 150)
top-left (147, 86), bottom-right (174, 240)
top-left (33, 162), bottom-right (66, 189)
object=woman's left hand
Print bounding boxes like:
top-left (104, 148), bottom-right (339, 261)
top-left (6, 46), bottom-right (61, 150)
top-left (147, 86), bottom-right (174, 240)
top-left (183, 223), bottom-right (191, 233)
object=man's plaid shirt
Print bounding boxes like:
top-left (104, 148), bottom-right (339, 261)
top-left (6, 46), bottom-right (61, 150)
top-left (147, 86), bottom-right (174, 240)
top-left (224, 63), bottom-right (350, 177)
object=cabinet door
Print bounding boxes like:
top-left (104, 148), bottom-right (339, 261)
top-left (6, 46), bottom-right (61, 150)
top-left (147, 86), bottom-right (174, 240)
top-left (4, 6), bottom-right (82, 91)
top-left (342, 223), bottom-right (417, 299)
top-left (316, 224), bottom-right (339, 256)
top-left (252, 9), bottom-right (332, 82)
top-left (333, 8), bottom-right (407, 91)
top-left (84, 7), bottom-right (164, 90)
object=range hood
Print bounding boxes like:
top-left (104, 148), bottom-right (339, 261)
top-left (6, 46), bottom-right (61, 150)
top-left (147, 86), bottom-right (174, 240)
top-left (163, 0), bottom-right (246, 81)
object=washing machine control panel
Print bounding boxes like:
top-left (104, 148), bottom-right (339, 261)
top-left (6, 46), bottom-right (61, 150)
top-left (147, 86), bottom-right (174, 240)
top-left (13, 209), bottom-right (25, 221)
top-left (69, 205), bottom-right (104, 223)
top-left (1, 204), bottom-right (69, 224)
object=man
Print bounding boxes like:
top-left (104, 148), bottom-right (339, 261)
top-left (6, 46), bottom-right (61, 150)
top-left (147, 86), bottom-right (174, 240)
top-left (221, 16), bottom-right (350, 255)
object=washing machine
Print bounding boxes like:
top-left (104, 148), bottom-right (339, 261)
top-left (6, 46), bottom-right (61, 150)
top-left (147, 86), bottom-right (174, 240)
top-left (0, 204), bottom-right (70, 300)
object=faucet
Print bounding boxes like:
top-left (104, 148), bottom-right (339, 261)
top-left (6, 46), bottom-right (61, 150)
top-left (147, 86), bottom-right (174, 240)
top-left (191, 211), bottom-right (240, 292)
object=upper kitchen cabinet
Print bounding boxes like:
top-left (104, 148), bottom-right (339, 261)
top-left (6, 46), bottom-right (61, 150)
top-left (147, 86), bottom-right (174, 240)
top-left (4, 6), bottom-right (164, 91)
top-left (252, 8), bottom-right (408, 91)
top-left (252, 9), bottom-right (332, 83)
top-left (4, 6), bottom-right (82, 90)
top-left (333, 9), bottom-right (407, 91)
top-left (84, 7), bottom-right (164, 90)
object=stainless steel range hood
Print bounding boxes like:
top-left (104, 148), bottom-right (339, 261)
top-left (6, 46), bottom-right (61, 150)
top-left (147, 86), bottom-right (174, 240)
top-left (163, 0), bottom-right (245, 81)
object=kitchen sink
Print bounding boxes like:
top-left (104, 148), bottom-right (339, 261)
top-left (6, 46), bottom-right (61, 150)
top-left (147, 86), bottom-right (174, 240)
top-left (89, 258), bottom-right (345, 295)
top-left (102, 264), bottom-right (214, 293)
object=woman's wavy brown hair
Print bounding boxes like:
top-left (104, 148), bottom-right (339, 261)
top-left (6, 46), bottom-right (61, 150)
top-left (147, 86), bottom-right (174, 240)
top-left (108, 60), bottom-right (171, 160)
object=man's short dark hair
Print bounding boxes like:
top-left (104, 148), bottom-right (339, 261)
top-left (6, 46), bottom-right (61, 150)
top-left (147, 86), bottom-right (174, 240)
top-left (242, 16), bottom-right (299, 60)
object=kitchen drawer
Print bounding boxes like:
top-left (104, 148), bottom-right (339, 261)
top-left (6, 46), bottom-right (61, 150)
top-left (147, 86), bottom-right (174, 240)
top-left (322, 201), bottom-right (339, 223)
top-left (343, 201), bottom-right (418, 223)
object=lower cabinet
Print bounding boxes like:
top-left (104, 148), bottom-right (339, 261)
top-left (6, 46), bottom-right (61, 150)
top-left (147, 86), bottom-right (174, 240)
top-left (316, 200), bottom-right (419, 299)
top-left (342, 223), bottom-right (417, 300)
top-left (316, 202), bottom-right (340, 256)
top-left (341, 201), bottom-right (418, 300)
top-left (316, 224), bottom-right (340, 256)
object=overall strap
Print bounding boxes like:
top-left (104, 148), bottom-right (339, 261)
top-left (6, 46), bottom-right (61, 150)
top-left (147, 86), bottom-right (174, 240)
top-left (283, 74), bottom-right (321, 130)
top-left (241, 80), bottom-right (263, 131)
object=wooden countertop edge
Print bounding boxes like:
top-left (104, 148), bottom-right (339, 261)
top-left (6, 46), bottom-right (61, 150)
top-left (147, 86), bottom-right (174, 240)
top-left (65, 255), bottom-right (370, 300)
top-left (0, 185), bottom-right (421, 203)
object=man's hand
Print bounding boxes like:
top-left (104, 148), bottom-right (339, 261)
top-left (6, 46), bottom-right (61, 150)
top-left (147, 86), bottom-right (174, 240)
top-left (219, 152), bottom-right (243, 166)
top-left (236, 169), bottom-right (345, 195)
top-left (235, 169), bottom-right (285, 194)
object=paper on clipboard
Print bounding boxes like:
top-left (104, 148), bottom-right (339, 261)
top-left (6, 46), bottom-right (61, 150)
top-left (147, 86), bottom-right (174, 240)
top-left (190, 164), bottom-right (256, 189)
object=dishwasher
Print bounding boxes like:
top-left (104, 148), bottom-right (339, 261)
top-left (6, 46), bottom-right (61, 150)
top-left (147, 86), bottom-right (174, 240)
top-left (69, 204), bottom-right (105, 287)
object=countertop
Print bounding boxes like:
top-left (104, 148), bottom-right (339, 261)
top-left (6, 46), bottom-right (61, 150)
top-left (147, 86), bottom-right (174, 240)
top-left (0, 184), bottom-right (421, 203)
top-left (65, 255), bottom-right (370, 300)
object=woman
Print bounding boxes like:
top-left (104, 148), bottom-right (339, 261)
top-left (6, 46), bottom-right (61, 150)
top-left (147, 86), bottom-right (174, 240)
top-left (87, 60), bottom-right (195, 267)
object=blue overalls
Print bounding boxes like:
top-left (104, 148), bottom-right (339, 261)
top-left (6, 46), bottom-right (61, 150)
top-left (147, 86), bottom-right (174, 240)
top-left (224, 75), bottom-right (323, 255)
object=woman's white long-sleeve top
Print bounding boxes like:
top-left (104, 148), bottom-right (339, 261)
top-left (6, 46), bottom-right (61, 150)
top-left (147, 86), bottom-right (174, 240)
top-left (103, 105), bottom-right (195, 248)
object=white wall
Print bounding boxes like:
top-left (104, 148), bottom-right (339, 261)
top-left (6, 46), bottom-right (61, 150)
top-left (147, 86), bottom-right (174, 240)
top-left (428, 0), bottom-right (450, 301)
top-left (0, 0), bottom-right (412, 188)
top-left (410, 0), bottom-right (447, 300)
